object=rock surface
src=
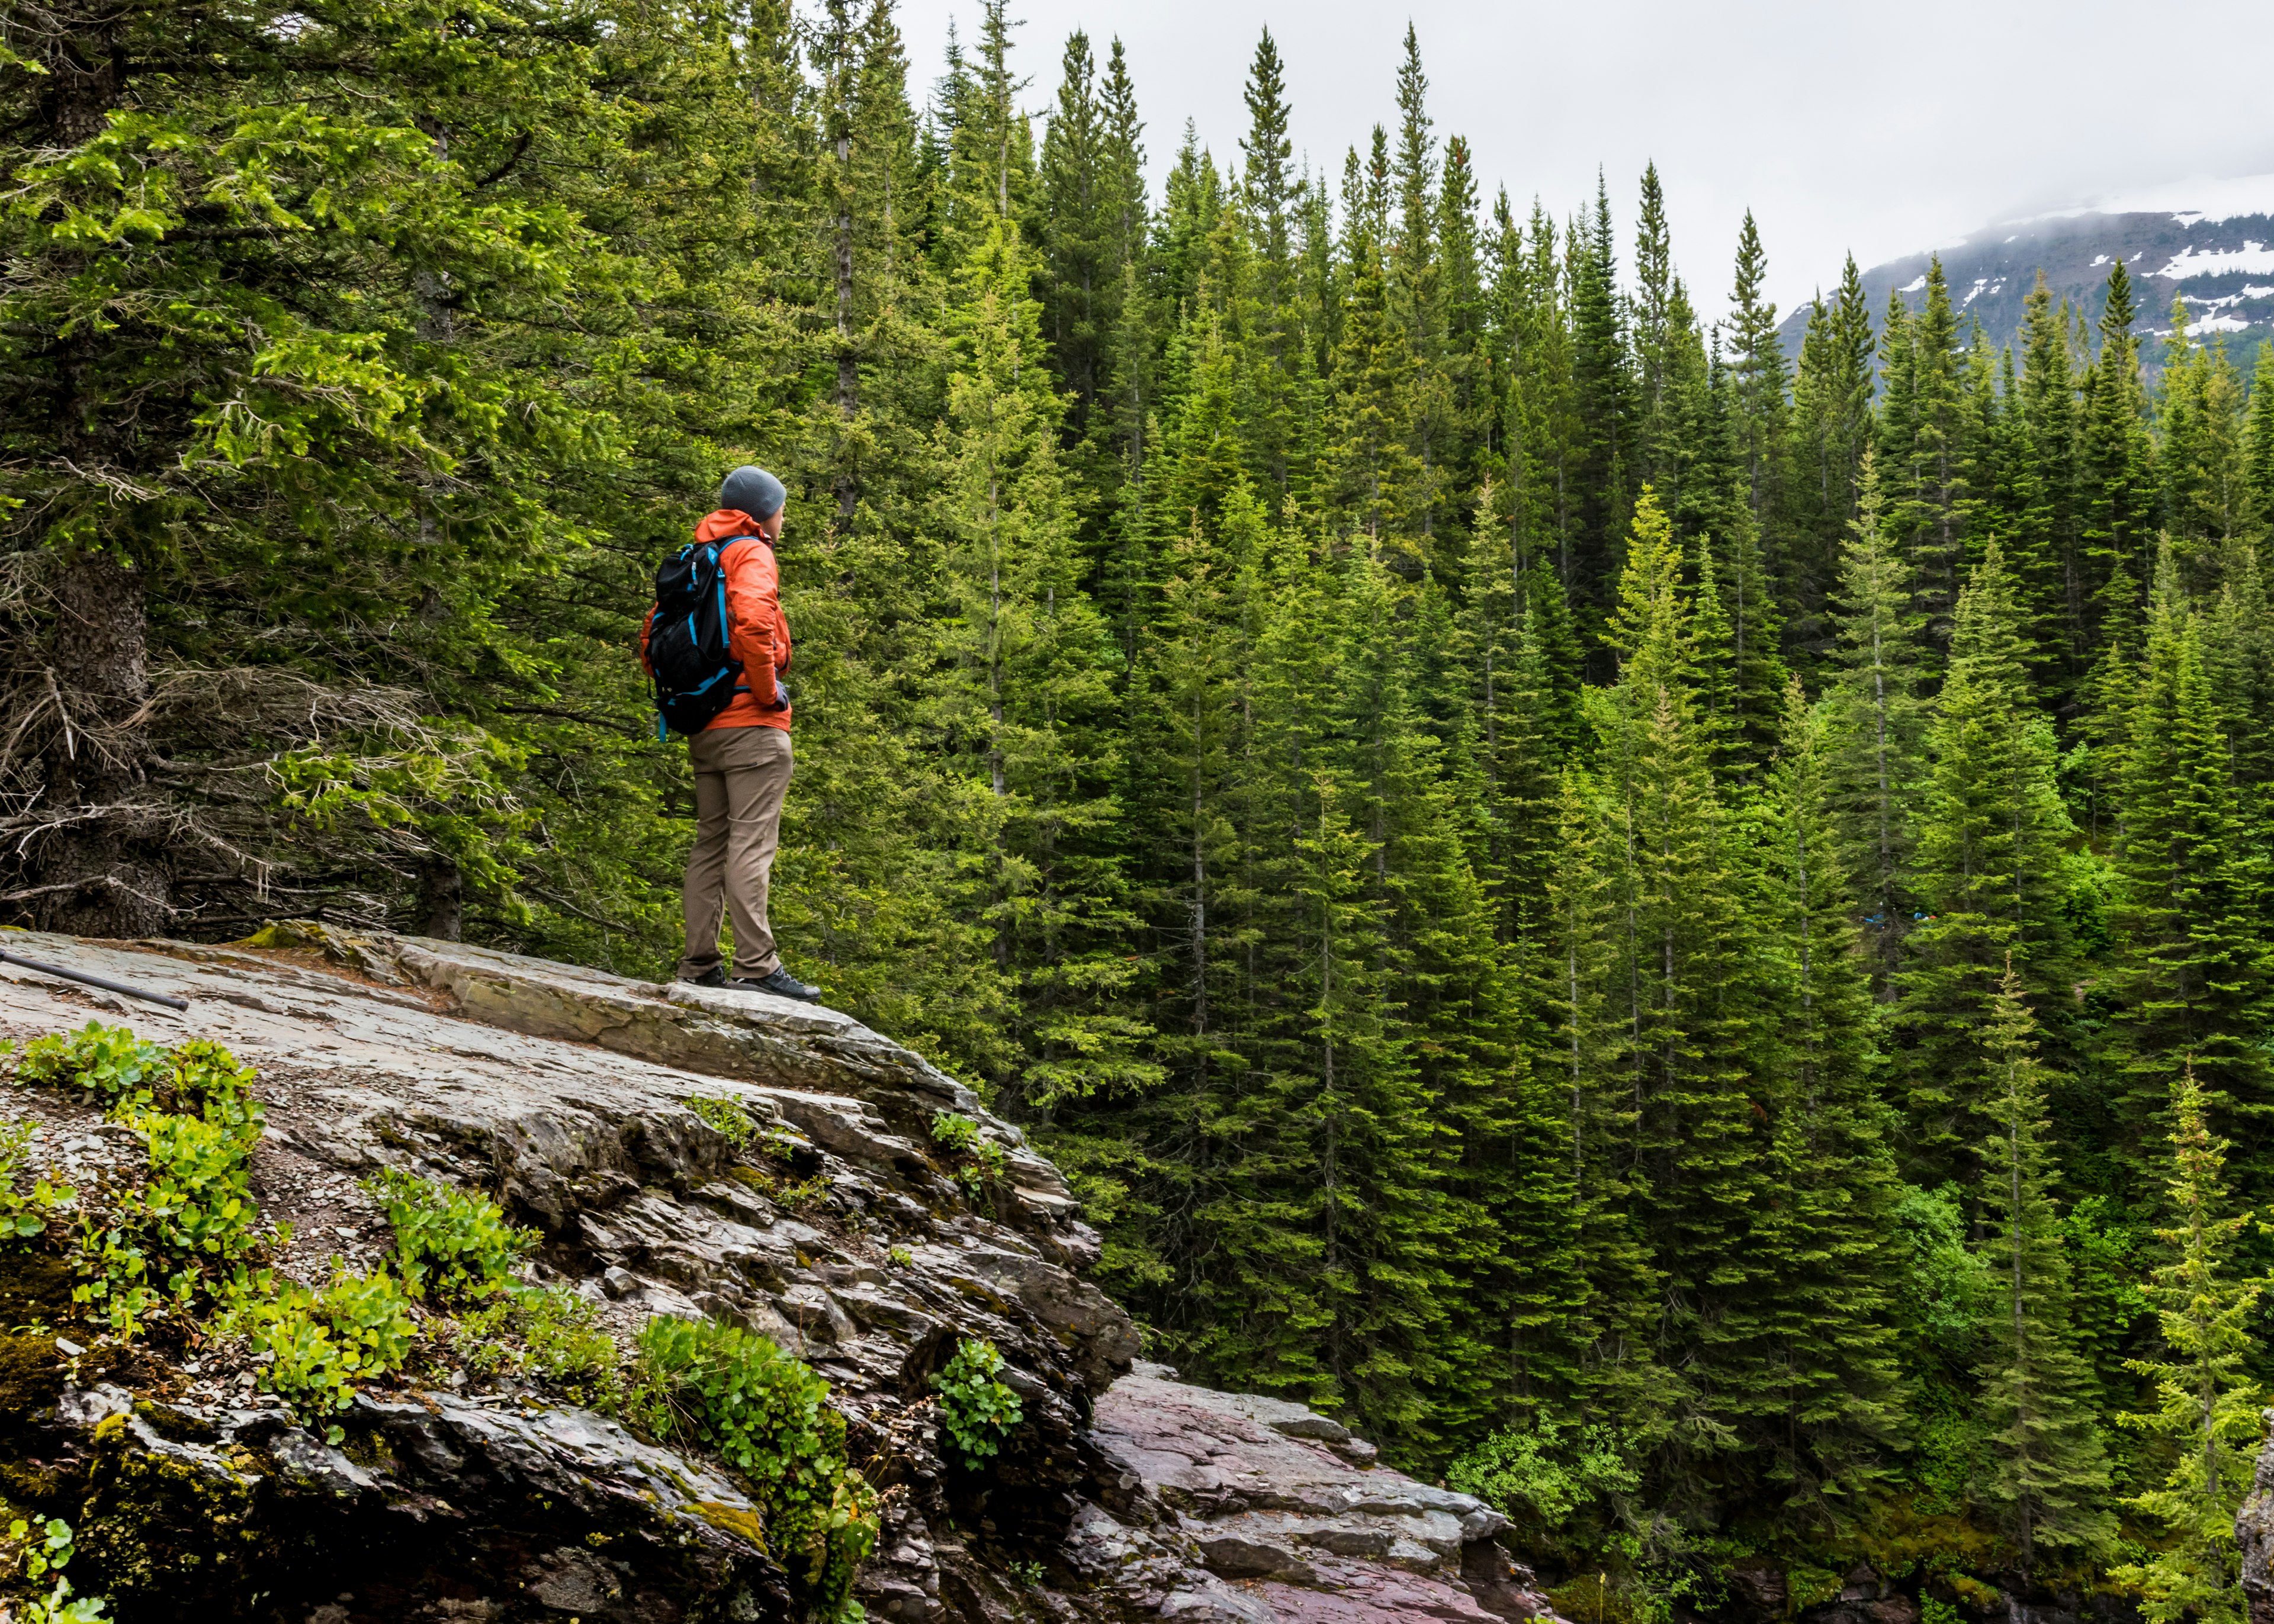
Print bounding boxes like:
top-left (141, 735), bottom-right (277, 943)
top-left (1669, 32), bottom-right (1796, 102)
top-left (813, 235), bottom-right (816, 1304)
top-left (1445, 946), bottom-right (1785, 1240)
top-left (2241, 1410), bottom-right (2274, 1624)
top-left (0, 926), bottom-right (1563, 1623)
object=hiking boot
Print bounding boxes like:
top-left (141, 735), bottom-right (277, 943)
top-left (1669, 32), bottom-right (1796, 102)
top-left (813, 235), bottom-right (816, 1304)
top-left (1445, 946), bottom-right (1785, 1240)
top-left (679, 966), bottom-right (728, 989)
top-left (734, 966), bottom-right (823, 1003)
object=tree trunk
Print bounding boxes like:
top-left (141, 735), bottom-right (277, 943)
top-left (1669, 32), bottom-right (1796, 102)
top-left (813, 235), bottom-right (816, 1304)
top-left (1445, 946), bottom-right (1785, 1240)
top-left (417, 854), bottom-right (465, 941)
top-left (31, 550), bottom-right (169, 938)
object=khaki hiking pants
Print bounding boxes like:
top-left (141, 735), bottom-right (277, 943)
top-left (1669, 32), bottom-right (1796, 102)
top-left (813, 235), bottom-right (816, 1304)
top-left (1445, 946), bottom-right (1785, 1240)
top-left (679, 725), bottom-right (792, 981)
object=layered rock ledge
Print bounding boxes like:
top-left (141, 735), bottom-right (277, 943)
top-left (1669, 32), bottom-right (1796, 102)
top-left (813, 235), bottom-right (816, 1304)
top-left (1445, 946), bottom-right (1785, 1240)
top-left (0, 926), bottom-right (1560, 1623)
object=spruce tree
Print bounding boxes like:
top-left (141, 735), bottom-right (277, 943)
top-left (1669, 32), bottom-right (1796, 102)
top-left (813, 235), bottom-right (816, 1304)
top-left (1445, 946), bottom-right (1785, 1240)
top-left (1742, 678), bottom-right (1907, 1519)
top-left (1899, 544), bottom-right (2074, 1171)
top-left (2109, 1064), bottom-right (2266, 1624)
top-left (1825, 456), bottom-right (1931, 987)
top-left (1971, 964), bottom-right (2117, 1568)
top-left (2106, 551), bottom-right (2271, 1184)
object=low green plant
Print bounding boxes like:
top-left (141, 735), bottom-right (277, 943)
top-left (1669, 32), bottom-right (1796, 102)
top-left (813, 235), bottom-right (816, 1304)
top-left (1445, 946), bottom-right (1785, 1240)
top-left (1787, 1566), bottom-right (1845, 1611)
top-left (930, 1112), bottom-right (982, 1154)
top-left (367, 1168), bottom-right (534, 1302)
top-left (0, 1120), bottom-right (72, 1242)
top-left (933, 1337), bottom-right (1022, 1468)
top-left (886, 1245), bottom-right (914, 1268)
top-left (454, 1284), bottom-right (621, 1405)
top-left (7, 1516), bottom-right (107, 1623)
top-left (75, 1104), bottom-right (271, 1336)
top-left (773, 1173), bottom-right (833, 1211)
top-left (162, 1040), bottom-right (265, 1139)
top-left (930, 1113), bottom-right (1006, 1199)
top-left (1447, 1417), bottom-right (1638, 1537)
top-left (688, 1094), bottom-right (760, 1148)
top-left (13, 1023), bottom-right (166, 1114)
top-left (1920, 1598), bottom-right (1965, 1624)
top-left (223, 1265), bottom-right (416, 1440)
top-left (632, 1316), bottom-right (879, 1620)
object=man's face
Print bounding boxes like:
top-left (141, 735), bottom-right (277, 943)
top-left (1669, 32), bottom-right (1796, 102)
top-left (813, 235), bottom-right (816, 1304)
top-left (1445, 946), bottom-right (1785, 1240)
top-left (765, 508), bottom-right (786, 542)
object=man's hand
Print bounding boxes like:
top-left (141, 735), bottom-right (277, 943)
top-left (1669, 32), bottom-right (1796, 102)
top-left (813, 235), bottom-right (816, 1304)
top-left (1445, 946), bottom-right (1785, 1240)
top-left (774, 680), bottom-right (789, 710)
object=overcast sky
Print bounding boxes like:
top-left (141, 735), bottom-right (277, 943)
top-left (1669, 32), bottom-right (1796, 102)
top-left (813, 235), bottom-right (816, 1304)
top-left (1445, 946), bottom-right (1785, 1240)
top-left (895, 0), bottom-right (2274, 323)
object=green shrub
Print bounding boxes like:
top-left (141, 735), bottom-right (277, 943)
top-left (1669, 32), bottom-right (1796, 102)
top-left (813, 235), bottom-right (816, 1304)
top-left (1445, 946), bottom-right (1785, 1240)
top-left (932, 1337), bottom-right (1022, 1468)
top-left (222, 1266), bottom-right (416, 1439)
top-left (75, 1101), bottom-right (270, 1336)
top-left (453, 1284), bottom-right (621, 1406)
top-left (14, 1023), bottom-right (166, 1114)
top-left (633, 1316), bottom-right (878, 1620)
top-left (162, 1041), bottom-right (265, 1139)
top-left (1787, 1566), bottom-right (1845, 1611)
top-left (1447, 1417), bottom-right (1638, 1535)
top-left (0, 1120), bottom-right (72, 1242)
top-left (930, 1112), bottom-right (981, 1154)
top-left (13, 1026), bottom-right (264, 1138)
top-left (367, 1168), bottom-right (534, 1302)
top-left (7, 1515), bottom-right (108, 1624)
top-left (688, 1094), bottom-right (760, 1148)
top-left (929, 1113), bottom-right (1006, 1199)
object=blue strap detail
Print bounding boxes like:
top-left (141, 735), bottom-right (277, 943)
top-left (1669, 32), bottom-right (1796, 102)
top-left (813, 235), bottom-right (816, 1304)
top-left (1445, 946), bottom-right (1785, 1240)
top-left (657, 712), bottom-right (667, 742)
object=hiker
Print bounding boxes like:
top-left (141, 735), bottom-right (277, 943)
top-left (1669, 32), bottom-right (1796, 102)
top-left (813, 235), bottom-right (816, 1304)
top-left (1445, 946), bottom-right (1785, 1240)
top-left (642, 466), bottom-right (823, 1002)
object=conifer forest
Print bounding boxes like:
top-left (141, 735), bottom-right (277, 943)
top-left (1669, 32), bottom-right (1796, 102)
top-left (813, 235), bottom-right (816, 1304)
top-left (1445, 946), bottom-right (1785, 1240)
top-left (5, 0), bottom-right (2274, 1611)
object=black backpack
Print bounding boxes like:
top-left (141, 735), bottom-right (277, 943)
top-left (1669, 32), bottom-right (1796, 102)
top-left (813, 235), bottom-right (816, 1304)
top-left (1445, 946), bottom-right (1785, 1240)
top-left (647, 536), bottom-right (757, 738)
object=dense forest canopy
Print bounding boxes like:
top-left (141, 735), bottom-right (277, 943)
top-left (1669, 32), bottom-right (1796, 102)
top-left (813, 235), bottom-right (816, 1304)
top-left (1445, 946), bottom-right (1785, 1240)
top-left (5, 0), bottom-right (2274, 1610)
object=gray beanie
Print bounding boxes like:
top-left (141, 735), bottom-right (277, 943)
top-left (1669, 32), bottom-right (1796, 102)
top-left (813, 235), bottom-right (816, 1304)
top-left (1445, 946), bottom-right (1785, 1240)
top-left (718, 465), bottom-right (786, 521)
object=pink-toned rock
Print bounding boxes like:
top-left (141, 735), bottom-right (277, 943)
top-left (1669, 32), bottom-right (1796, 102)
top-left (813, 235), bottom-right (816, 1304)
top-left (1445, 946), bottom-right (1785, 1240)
top-left (1091, 1367), bottom-right (1562, 1623)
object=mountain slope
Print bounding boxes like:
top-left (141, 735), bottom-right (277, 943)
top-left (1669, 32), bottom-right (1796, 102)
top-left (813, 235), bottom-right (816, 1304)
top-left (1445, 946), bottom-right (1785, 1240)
top-left (1779, 175), bottom-right (2274, 372)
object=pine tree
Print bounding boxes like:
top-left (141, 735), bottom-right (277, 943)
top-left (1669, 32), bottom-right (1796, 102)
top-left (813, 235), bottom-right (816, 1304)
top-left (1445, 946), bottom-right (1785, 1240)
top-left (1585, 490), bottom-right (1769, 1503)
top-left (2109, 1063), bottom-right (2266, 1624)
top-left (1899, 544), bottom-right (2074, 1171)
top-left (1726, 210), bottom-right (1791, 603)
top-left (928, 220), bottom-right (1136, 1104)
top-left (1971, 963), bottom-right (2117, 1568)
top-left (2106, 551), bottom-right (2271, 1184)
top-left (2079, 260), bottom-right (2159, 657)
top-left (1825, 456), bottom-right (1931, 987)
top-left (1885, 258), bottom-right (1973, 648)
top-left (1566, 178), bottom-right (1633, 624)
top-left (2244, 340), bottom-right (2274, 535)
top-left (2019, 273), bottom-right (2086, 688)
top-left (1787, 253), bottom-right (1877, 660)
top-left (1741, 679), bottom-right (1907, 1519)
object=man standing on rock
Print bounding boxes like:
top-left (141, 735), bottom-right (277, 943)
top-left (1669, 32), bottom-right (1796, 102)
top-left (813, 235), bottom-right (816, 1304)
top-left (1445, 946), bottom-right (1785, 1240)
top-left (645, 467), bottom-right (823, 1002)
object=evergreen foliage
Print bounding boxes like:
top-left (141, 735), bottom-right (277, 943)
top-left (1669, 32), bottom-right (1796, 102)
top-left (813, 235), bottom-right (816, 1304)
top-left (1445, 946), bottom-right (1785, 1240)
top-left (5, 5), bottom-right (2271, 1603)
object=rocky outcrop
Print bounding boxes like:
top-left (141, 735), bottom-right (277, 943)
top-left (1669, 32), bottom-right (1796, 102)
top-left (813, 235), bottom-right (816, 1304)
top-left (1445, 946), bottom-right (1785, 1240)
top-left (2241, 1410), bottom-right (2274, 1624)
top-left (0, 927), bottom-right (1561, 1624)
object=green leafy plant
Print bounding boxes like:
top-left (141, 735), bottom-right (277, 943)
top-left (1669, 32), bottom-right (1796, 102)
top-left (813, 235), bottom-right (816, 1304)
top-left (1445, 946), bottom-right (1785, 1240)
top-left (930, 1113), bottom-right (1006, 1199)
top-left (14, 1023), bottom-right (166, 1115)
top-left (7, 1516), bottom-right (108, 1624)
top-left (74, 1102), bottom-right (271, 1336)
top-left (773, 1174), bottom-right (833, 1211)
top-left (162, 1041), bottom-right (265, 1139)
top-left (930, 1112), bottom-right (982, 1154)
top-left (0, 1120), bottom-right (73, 1242)
top-left (932, 1337), bottom-right (1023, 1468)
top-left (223, 1266), bottom-right (416, 1439)
top-left (886, 1245), bottom-right (913, 1268)
top-left (688, 1094), bottom-right (760, 1148)
top-left (632, 1316), bottom-right (878, 1620)
top-left (453, 1284), bottom-right (621, 1406)
top-left (1448, 1417), bottom-right (1639, 1536)
top-left (367, 1168), bottom-right (534, 1303)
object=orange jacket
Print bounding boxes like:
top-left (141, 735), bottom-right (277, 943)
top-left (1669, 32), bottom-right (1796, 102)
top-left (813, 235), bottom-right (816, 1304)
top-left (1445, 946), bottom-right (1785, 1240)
top-left (641, 508), bottom-right (792, 732)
